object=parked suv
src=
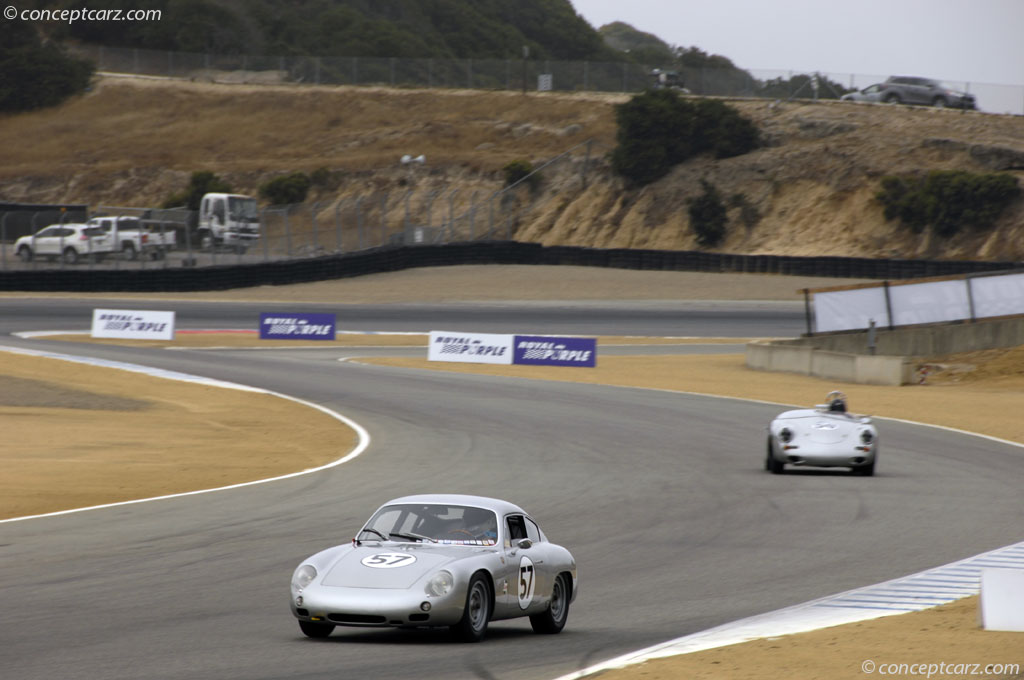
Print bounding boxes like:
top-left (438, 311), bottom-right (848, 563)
top-left (14, 224), bottom-right (111, 264)
top-left (878, 76), bottom-right (976, 109)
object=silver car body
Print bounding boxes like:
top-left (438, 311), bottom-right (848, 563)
top-left (765, 393), bottom-right (878, 475)
top-left (290, 494), bottom-right (577, 640)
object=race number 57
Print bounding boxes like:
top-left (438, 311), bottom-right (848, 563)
top-left (518, 556), bottom-right (536, 609)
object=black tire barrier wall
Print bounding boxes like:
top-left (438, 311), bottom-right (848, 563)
top-left (0, 242), bottom-right (1020, 293)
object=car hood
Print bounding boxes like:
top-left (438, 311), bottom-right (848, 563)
top-left (320, 544), bottom-right (488, 589)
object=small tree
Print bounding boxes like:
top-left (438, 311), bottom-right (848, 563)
top-left (162, 171), bottom-right (233, 211)
top-left (502, 159), bottom-right (542, 191)
top-left (688, 180), bottom-right (728, 247)
top-left (0, 21), bottom-right (93, 113)
top-left (259, 172), bottom-right (312, 205)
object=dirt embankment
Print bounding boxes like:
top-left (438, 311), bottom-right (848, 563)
top-left (2, 75), bottom-right (1023, 261)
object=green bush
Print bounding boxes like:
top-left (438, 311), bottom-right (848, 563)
top-left (0, 21), bottom-right (93, 113)
top-left (259, 172), bottom-right (312, 205)
top-left (162, 171), bottom-right (233, 211)
top-left (877, 170), bottom-right (1020, 238)
top-left (502, 159), bottom-right (542, 191)
top-left (611, 90), bottom-right (759, 187)
top-left (688, 180), bottom-right (728, 247)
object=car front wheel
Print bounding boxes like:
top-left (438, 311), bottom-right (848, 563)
top-left (17, 246), bottom-right (32, 263)
top-left (766, 437), bottom-right (785, 474)
top-left (884, 93), bottom-right (901, 104)
top-left (451, 573), bottom-right (491, 642)
top-left (530, 572), bottom-right (570, 634)
top-left (298, 620), bottom-right (335, 638)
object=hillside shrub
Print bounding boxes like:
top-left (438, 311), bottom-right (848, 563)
top-left (162, 171), bottom-right (232, 211)
top-left (502, 159), bottom-right (542, 191)
top-left (0, 21), bottom-right (94, 113)
top-left (688, 180), bottom-right (728, 247)
top-left (877, 170), bottom-right (1020, 238)
top-left (260, 172), bottom-right (312, 205)
top-left (611, 90), bottom-right (759, 187)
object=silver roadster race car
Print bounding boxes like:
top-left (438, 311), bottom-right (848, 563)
top-left (289, 494), bottom-right (577, 642)
top-left (765, 391), bottom-right (878, 476)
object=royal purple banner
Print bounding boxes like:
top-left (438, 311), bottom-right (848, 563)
top-left (259, 313), bottom-right (336, 340)
top-left (513, 335), bottom-right (597, 367)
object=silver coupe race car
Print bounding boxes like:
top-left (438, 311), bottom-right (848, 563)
top-left (765, 391), bottom-right (878, 476)
top-left (289, 494), bottom-right (577, 642)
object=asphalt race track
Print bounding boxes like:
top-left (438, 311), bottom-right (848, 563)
top-left (2, 297), bottom-right (1023, 680)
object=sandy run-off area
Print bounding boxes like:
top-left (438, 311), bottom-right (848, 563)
top-left (3, 265), bottom-right (1023, 679)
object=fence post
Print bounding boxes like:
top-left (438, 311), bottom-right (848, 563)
top-left (334, 198), bottom-right (345, 252)
top-left (356, 197), bottom-right (364, 250)
top-left (446, 189), bottom-right (458, 243)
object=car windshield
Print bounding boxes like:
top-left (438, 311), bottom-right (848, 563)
top-left (360, 503), bottom-right (499, 546)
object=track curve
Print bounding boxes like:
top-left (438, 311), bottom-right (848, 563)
top-left (1, 297), bottom-right (1023, 680)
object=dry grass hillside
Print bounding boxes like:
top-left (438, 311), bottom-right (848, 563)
top-left (2, 74), bottom-right (1023, 260)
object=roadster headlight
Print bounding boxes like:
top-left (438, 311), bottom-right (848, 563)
top-left (292, 564), bottom-right (317, 591)
top-left (425, 570), bottom-right (454, 597)
top-left (860, 430), bottom-right (874, 445)
top-left (779, 427), bottom-right (793, 443)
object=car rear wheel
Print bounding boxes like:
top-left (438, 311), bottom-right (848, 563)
top-left (121, 242), bottom-right (138, 260)
top-left (932, 96), bottom-right (947, 108)
top-left (17, 246), bottom-right (32, 263)
top-left (530, 572), bottom-right (570, 634)
top-left (298, 620), bottom-right (335, 638)
top-left (451, 573), bottom-right (491, 642)
top-left (62, 247), bottom-right (79, 265)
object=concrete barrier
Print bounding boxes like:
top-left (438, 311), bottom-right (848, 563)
top-left (747, 342), bottom-right (914, 385)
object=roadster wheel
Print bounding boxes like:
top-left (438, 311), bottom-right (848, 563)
top-left (530, 573), bottom-right (570, 634)
top-left (853, 460), bottom-right (876, 476)
top-left (298, 620), bottom-right (335, 638)
top-left (766, 437), bottom-right (785, 474)
top-left (451, 573), bottom-right (491, 642)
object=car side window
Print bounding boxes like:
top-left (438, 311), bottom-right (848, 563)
top-left (506, 515), bottom-right (528, 546)
top-left (524, 517), bottom-right (541, 543)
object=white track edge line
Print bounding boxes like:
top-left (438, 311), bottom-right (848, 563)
top-left (0, 344), bottom-right (370, 524)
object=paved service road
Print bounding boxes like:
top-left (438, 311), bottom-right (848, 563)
top-left (2, 299), bottom-right (1023, 680)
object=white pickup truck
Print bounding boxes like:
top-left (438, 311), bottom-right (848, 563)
top-left (87, 216), bottom-right (176, 260)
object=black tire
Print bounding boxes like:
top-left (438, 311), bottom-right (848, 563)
top-left (853, 460), bottom-right (876, 477)
top-left (530, 573), bottom-right (570, 634)
top-left (62, 247), bottom-right (79, 265)
top-left (451, 573), bottom-right (491, 643)
top-left (883, 92), bottom-right (901, 104)
top-left (122, 242), bottom-right (137, 260)
top-left (932, 96), bottom-right (947, 108)
top-left (17, 246), bottom-right (32, 263)
top-left (298, 620), bottom-right (335, 638)
top-left (766, 437), bottom-right (785, 474)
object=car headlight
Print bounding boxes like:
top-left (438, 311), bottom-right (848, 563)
top-left (779, 427), bottom-right (793, 443)
top-left (860, 430), bottom-right (874, 445)
top-left (292, 564), bottom-right (317, 591)
top-left (425, 570), bottom-right (454, 597)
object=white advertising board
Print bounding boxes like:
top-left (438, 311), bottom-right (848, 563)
top-left (970, 272), bottom-right (1024, 319)
top-left (814, 287), bottom-right (889, 333)
top-left (889, 279), bottom-right (971, 326)
top-left (428, 331), bottom-right (513, 365)
top-left (91, 309), bottom-right (176, 340)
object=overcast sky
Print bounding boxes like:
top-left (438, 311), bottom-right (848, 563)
top-left (571, 0), bottom-right (1024, 87)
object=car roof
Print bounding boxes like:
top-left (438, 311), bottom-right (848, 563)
top-left (382, 494), bottom-right (527, 516)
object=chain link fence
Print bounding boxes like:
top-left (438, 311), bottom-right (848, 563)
top-left (71, 44), bottom-right (1024, 115)
top-left (0, 139), bottom-right (601, 271)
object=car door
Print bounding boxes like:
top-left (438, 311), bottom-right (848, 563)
top-left (497, 514), bottom-right (552, 618)
top-left (33, 226), bottom-right (63, 256)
